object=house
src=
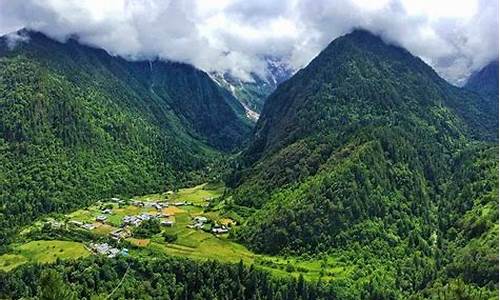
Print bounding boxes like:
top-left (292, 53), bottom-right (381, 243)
top-left (138, 213), bottom-right (152, 221)
top-left (123, 216), bottom-right (142, 227)
top-left (108, 248), bottom-right (120, 258)
top-left (47, 220), bottom-right (62, 229)
top-left (132, 201), bottom-right (144, 207)
top-left (193, 223), bottom-right (204, 229)
top-left (96, 215), bottom-right (107, 222)
top-left (212, 227), bottom-right (229, 234)
top-left (122, 216), bottom-right (132, 224)
top-left (194, 216), bottom-right (208, 224)
top-left (95, 243), bottom-right (110, 255)
top-left (111, 197), bottom-right (120, 202)
top-left (173, 201), bottom-right (186, 206)
top-left (160, 220), bottom-right (174, 227)
top-left (90, 243), bottom-right (122, 258)
top-left (110, 229), bottom-right (130, 240)
top-left (152, 203), bottom-right (162, 211)
top-left (82, 223), bottom-right (95, 230)
top-left (102, 208), bottom-right (112, 214)
top-left (110, 230), bottom-right (121, 240)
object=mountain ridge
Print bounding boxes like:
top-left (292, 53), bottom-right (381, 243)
top-left (0, 29), bottom-right (250, 243)
top-left (227, 29), bottom-right (498, 297)
top-left (245, 30), bottom-right (496, 166)
top-left (465, 59), bottom-right (499, 102)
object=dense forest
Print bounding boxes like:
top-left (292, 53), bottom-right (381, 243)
top-left (465, 60), bottom-right (499, 102)
top-left (228, 30), bottom-right (499, 297)
top-left (0, 257), bottom-right (331, 300)
top-left (0, 30), bottom-right (250, 246)
top-left (0, 256), bottom-right (492, 300)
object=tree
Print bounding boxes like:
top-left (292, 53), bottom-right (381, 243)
top-left (40, 269), bottom-right (76, 300)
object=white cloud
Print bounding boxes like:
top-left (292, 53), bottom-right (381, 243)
top-left (0, 0), bottom-right (497, 85)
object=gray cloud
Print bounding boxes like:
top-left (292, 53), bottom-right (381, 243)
top-left (0, 0), bottom-right (497, 85)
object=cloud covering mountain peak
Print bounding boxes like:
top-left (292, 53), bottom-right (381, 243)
top-left (0, 0), bottom-right (497, 85)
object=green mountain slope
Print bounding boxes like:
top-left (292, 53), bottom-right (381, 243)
top-left (228, 30), bottom-right (498, 298)
top-left (0, 30), bottom-right (250, 244)
top-left (465, 60), bottom-right (499, 101)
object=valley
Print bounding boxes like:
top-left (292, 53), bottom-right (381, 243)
top-left (0, 26), bottom-right (497, 300)
top-left (0, 182), bottom-right (351, 282)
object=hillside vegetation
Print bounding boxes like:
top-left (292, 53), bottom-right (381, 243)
top-left (229, 30), bottom-right (498, 298)
top-left (465, 60), bottom-right (499, 102)
top-left (0, 30), bottom-right (250, 245)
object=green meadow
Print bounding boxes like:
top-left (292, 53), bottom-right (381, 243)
top-left (0, 240), bottom-right (90, 271)
top-left (169, 182), bottom-right (225, 205)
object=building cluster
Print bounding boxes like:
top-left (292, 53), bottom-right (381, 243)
top-left (132, 200), bottom-right (174, 211)
top-left (187, 216), bottom-right (230, 234)
top-left (90, 243), bottom-right (128, 258)
top-left (122, 211), bottom-right (173, 228)
top-left (58, 197), bottom-right (232, 260)
top-left (188, 216), bottom-right (208, 229)
top-left (68, 220), bottom-right (95, 230)
top-left (211, 225), bottom-right (229, 234)
top-left (110, 228), bottom-right (131, 240)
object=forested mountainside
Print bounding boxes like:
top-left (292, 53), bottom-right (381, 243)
top-left (1, 257), bottom-right (339, 300)
top-left (465, 60), bottom-right (499, 101)
top-left (211, 57), bottom-right (294, 120)
top-left (0, 30), bottom-right (250, 244)
top-left (228, 30), bottom-right (498, 297)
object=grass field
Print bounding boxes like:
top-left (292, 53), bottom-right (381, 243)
top-left (0, 254), bottom-right (28, 272)
top-left (169, 182), bottom-right (225, 205)
top-left (0, 240), bottom-right (90, 271)
top-left (93, 224), bottom-right (114, 235)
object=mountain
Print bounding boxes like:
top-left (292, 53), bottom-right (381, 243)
top-left (211, 57), bottom-right (294, 121)
top-left (228, 30), bottom-right (498, 297)
top-left (0, 30), bottom-right (250, 242)
top-left (465, 60), bottom-right (499, 101)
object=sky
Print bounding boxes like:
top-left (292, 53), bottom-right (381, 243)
top-left (0, 0), bottom-right (498, 85)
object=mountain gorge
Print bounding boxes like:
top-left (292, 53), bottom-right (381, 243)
top-left (0, 30), bottom-right (251, 242)
top-left (228, 30), bottom-right (498, 297)
top-left (211, 57), bottom-right (294, 121)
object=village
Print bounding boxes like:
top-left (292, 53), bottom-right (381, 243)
top-left (40, 186), bottom-right (233, 258)
top-left (0, 182), bottom-right (345, 281)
